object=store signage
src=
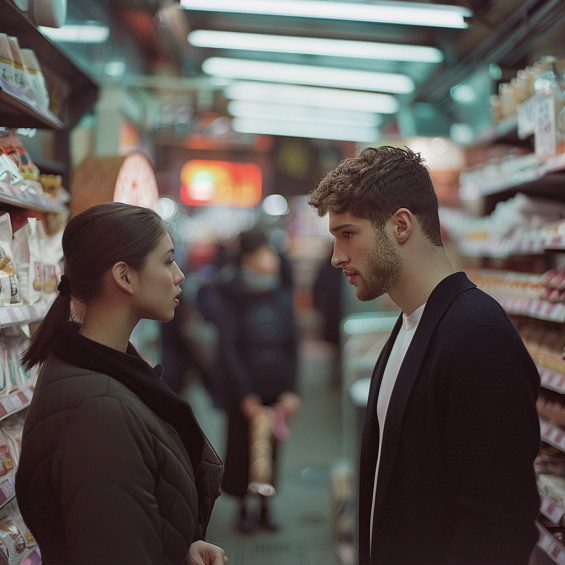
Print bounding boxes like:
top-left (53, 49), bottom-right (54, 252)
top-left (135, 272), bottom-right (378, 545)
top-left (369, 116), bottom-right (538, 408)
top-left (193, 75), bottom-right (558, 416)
top-left (113, 153), bottom-right (159, 209)
top-left (180, 159), bottom-right (262, 207)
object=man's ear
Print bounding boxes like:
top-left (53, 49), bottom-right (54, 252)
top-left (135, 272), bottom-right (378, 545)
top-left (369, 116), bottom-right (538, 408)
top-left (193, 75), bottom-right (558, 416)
top-left (111, 262), bottom-right (136, 295)
top-left (390, 208), bottom-right (414, 244)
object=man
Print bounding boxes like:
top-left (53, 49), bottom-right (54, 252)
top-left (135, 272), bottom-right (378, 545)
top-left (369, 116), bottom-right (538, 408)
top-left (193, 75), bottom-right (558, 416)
top-left (309, 146), bottom-right (540, 565)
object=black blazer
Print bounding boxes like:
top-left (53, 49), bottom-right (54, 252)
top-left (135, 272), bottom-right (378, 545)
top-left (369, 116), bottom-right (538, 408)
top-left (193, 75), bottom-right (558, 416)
top-left (359, 272), bottom-right (540, 565)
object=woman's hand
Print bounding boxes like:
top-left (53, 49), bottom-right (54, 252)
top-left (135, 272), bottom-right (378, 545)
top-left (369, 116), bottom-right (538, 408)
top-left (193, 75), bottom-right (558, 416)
top-left (187, 541), bottom-right (228, 565)
top-left (241, 394), bottom-right (262, 420)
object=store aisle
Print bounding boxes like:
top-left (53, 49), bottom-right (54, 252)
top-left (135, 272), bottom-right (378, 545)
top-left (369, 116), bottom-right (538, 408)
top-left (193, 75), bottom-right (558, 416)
top-left (186, 339), bottom-right (343, 565)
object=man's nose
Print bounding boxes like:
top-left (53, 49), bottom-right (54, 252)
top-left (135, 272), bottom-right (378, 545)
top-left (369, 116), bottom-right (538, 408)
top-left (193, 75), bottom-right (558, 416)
top-left (331, 243), bottom-right (347, 268)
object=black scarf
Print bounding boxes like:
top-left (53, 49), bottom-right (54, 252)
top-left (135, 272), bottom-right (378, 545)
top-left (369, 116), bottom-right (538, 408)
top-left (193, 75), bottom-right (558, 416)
top-left (50, 322), bottom-right (205, 474)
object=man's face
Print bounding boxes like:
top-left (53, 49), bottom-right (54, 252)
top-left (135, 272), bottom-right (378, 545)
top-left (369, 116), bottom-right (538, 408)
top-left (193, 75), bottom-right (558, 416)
top-left (329, 210), bottom-right (403, 302)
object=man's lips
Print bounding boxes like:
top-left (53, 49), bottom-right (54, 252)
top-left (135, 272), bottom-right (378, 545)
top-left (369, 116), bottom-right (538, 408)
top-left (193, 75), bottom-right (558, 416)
top-left (343, 270), bottom-right (359, 285)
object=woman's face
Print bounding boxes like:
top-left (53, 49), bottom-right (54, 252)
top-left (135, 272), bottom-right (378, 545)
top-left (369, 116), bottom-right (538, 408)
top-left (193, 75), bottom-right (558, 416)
top-left (132, 231), bottom-right (185, 322)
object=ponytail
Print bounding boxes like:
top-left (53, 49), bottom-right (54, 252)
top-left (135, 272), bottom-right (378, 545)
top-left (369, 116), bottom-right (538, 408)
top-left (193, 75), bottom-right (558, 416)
top-left (22, 290), bottom-right (71, 371)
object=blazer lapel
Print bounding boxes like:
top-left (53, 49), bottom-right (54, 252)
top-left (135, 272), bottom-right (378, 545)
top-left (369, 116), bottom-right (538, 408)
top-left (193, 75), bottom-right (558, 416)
top-left (358, 313), bottom-right (402, 564)
top-left (371, 272), bottom-right (476, 535)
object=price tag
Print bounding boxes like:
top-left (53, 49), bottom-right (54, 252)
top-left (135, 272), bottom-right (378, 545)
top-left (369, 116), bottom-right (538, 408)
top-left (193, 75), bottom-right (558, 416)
top-left (0, 397), bottom-right (13, 415)
top-left (518, 96), bottom-right (536, 139)
top-left (10, 394), bottom-right (23, 410)
top-left (535, 95), bottom-right (557, 160)
top-left (541, 493), bottom-right (565, 524)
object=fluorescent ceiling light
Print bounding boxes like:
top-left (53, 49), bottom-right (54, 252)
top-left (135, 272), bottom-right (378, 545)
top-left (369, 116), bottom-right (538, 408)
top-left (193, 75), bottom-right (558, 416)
top-left (189, 30), bottom-right (443, 64)
top-left (203, 57), bottom-right (414, 94)
top-left (181, 0), bottom-right (471, 28)
top-left (228, 100), bottom-right (382, 128)
top-left (225, 81), bottom-right (399, 114)
top-left (232, 117), bottom-right (379, 143)
top-left (39, 24), bottom-right (110, 43)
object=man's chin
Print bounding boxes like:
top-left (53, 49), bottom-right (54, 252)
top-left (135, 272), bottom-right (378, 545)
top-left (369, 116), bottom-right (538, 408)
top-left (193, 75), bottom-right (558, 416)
top-left (355, 286), bottom-right (384, 302)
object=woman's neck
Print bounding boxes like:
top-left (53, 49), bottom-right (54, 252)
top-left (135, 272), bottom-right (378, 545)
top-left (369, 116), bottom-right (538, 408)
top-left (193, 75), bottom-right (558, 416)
top-left (79, 301), bottom-right (138, 353)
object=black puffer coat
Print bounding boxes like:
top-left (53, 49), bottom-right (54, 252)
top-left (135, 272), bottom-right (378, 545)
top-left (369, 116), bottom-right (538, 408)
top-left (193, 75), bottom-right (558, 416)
top-left (16, 323), bottom-right (223, 565)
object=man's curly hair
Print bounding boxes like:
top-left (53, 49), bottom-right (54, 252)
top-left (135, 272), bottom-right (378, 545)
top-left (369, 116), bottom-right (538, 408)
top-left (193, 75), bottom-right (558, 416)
top-left (309, 146), bottom-right (442, 246)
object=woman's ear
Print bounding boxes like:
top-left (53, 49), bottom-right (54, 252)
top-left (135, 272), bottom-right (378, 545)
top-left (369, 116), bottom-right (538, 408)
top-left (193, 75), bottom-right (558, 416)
top-left (111, 262), bottom-right (136, 295)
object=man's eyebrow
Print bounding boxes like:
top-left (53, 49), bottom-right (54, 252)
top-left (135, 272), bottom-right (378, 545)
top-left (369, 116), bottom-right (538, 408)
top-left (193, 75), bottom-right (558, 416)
top-left (330, 223), bottom-right (356, 234)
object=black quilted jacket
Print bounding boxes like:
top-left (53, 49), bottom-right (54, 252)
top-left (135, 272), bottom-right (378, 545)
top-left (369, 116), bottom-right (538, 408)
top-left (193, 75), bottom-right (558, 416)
top-left (16, 324), bottom-right (223, 565)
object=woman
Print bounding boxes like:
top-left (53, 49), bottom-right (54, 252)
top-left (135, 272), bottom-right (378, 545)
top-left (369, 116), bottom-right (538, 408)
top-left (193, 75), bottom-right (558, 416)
top-left (218, 231), bottom-right (300, 533)
top-left (15, 203), bottom-right (226, 565)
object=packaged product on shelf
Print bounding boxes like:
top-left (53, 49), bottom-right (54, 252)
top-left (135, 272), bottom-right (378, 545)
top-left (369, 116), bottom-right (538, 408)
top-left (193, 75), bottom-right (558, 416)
top-left (19, 49), bottom-right (49, 109)
top-left (0, 216), bottom-right (19, 307)
top-left (0, 131), bottom-right (38, 182)
top-left (37, 174), bottom-right (62, 198)
top-left (42, 228), bottom-right (61, 298)
top-left (0, 35), bottom-right (15, 87)
top-left (539, 473), bottom-right (565, 517)
top-left (8, 501), bottom-right (35, 551)
top-left (0, 432), bottom-right (15, 478)
top-left (538, 445), bottom-right (565, 477)
top-left (2, 416), bottom-right (24, 469)
top-left (6, 37), bottom-right (27, 94)
top-left (12, 218), bottom-right (42, 305)
top-left (0, 338), bottom-right (19, 397)
top-left (6, 328), bottom-right (33, 389)
top-left (0, 514), bottom-right (27, 565)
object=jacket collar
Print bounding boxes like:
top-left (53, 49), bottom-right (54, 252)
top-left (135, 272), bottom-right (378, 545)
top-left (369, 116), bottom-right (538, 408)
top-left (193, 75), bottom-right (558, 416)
top-left (358, 272), bottom-right (476, 559)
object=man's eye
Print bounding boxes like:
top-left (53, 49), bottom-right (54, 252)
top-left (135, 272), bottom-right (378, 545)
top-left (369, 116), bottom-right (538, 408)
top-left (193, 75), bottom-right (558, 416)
top-left (343, 232), bottom-right (352, 239)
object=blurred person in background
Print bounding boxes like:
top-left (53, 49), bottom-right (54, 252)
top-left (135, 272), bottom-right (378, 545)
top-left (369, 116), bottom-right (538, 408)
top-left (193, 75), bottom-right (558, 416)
top-left (16, 203), bottom-right (226, 565)
top-left (309, 146), bottom-right (540, 565)
top-left (218, 230), bottom-right (300, 533)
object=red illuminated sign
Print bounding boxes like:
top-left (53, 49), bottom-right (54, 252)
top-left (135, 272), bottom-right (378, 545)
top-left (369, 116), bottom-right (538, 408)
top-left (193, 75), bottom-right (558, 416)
top-left (180, 160), bottom-right (262, 208)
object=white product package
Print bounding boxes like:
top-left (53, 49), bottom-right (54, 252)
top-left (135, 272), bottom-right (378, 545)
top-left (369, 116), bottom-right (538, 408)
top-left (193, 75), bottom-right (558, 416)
top-left (12, 218), bottom-right (42, 305)
top-left (41, 223), bottom-right (60, 297)
top-left (0, 215), bottom-right (19, 306)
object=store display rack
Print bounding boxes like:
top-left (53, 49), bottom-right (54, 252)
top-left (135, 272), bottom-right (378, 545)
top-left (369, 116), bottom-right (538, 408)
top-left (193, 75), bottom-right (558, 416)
top-left (0, 77), bottom-right (63, 131)
top-left (538, 521), bottom-right (565, 565)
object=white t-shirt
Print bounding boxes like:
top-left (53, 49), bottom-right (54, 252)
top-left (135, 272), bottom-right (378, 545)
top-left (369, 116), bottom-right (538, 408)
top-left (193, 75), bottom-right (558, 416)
top-left (369, 302), bottom-right (426, 550)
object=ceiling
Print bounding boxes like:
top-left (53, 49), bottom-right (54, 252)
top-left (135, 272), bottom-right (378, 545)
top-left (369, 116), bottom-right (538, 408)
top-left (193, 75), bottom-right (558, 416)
top-left (45, 0), bottom-right (565, 140)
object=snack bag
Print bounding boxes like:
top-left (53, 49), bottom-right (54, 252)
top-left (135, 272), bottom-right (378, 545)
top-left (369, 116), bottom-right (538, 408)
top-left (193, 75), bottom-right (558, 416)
top-left (0, 35), bottom-right (15, 86)
top-left (8, 501), bottom-right (35, 550)
top-left (6, 37), bottom-right (27, 94)
top-left (10, 330), bottom-right (32, 390)
top-left (0, 432), bottom-right (15, 479)
top-left (20, 49), bottom-right (49, 109)
top-left (42, 227), bottom-right (62, 298)
top-left (0, 515), bottom-right (26, 565)
top-left (0, 215), bottom-right (19, 306)
top-left (0, 336), bottom-right (19, 396)
top-left (12, 219), bottom-right (42, 305)
top-left (1, 417), bottom-right (24, 468)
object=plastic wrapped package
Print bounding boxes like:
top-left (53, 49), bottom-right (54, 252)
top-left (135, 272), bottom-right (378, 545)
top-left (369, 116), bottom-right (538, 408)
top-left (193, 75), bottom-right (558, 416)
top-left (0, 514), bottom-right (27, 565)
top-left (19, 49), bottom-right (48, 109)
top-left (0, 338), bottom-right (19, 397)
top-left (8, 501), bottom-right (35, 551)
top-left (6, 38), bottom-right (27, 94)
top-left (1, 416), bottom-right (24, 469)
top-left (0, 432), bottom-right (15, 479)
top-left (0, 216), bottom-right (19, 307)
top-left (13, 218), bottom-right (42, 305)
top-left (0, 35), bottom-right (15, 87)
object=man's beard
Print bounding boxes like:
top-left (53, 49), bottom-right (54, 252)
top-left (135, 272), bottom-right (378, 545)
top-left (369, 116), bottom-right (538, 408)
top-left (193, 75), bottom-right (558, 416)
top-left (355, 229), bottom-right (403, 302)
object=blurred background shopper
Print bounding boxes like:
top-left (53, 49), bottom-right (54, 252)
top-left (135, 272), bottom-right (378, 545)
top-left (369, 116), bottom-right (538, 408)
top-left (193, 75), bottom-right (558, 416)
top-left (218, 230), bottom-right (300, 533)
top-left (16, 203), bottom-right (226, 565)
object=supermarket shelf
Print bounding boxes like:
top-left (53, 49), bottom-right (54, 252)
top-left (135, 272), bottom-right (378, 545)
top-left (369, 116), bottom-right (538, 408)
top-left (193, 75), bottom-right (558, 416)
top-left (537, 521), bottom-right (565, 564)
top-left (540, 368), bottom-right (565, 395)
top-left (541, 493), bottom-right (565, 525)
top-left (0, 302), bottom-right (52, 329)
top-left (21, 548), bottom-right (41, 565)
top-left (0, 387), bottom-right (34, 422)
top-left (0, 77), bottom-right (63, 131)
top-left (541, 418), bottom-right (565, 453)
top-left (460, 153), bottom-right (565, 200)
top-left (0, 183), bottom-right (67, 214)
top-left (474, 114), bottom-right (521, 146)
top-left (498, 297), bottom-right (565, 323)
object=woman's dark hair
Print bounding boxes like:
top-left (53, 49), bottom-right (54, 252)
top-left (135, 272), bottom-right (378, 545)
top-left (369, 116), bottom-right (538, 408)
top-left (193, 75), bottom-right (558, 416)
top-left (308, 146), bottom-right (442, 246)
top-left (23, 202), bottom-right (167, 369)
